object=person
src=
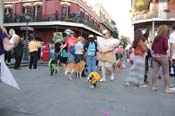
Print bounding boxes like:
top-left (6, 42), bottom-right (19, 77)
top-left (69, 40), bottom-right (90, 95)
top-left (0, 25), bottom-right (19, 55)
top-left (124, 29), bottom-right (147, 87)
top-left (28, 36), bottom-right (43, 70)
top-left (62, 31), bottom-right (77, 63)
top-left (0, 25), bottom-right (20, 80)
top-left (97, 30), bottom-right (120, 81)
top-left (13, 36), bottom-right (24, 69)
top-left (84, 34), bottom-right (97, 75)
top-left (74, 36), bottom-right (85, 63)
top-left (152, 25), bottom-right (174, 94)
top-left (54, 33), bottom-right (64, 66)
top-left (169, 23), bottom-right (175, 91)
top-left (5, 28), bottom-right (18, 65)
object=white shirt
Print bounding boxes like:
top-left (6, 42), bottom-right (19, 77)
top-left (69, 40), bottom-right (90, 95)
top-left (74, 41), bottom-right (84, 54)
top-left (169, 31), bottom-right (175, 59)
top-left (9, 34), bottom-right (18, 45)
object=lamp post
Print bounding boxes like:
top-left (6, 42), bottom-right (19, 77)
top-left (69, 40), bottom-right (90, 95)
top-left (23, 14), bottom-right (30, 60)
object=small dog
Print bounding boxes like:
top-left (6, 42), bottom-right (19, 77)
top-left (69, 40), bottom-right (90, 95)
top-left (64, 60), bottom-right (86, 80)
top-left (114, 59), bottom-right (123, 71)
top-left (87, 72), bottom-right (100, 88)
top-left (48, 59), bottom-right (58, 76)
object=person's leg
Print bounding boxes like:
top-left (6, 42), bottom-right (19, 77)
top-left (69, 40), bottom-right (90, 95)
top-left (86, 56), bottom-right (91, 74)
top-left (99, 61), bottom-right (106, 82)
top-left (161, 57), bottom-right (173, 93)
top-left (14, 56), bottom-right (18, 69)
top-left (91, 56), bottom-right (96, 72)
top-left (33, 52), bottom-right (38, 69)
top-left (151, 57), bottom-right (160, 91)
top-left (29, 53), bottom-right (34, 69)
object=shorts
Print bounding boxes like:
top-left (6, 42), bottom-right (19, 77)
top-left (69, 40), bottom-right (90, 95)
top-left (98, 61), bottom-right (113, 68)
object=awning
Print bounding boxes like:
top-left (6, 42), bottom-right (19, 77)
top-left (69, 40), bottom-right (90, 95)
top-left (23, 3), bottom-right (32, 7)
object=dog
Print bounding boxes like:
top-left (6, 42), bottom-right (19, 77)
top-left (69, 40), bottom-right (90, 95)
top-left (114, 59), bottom-right (123, 71)
top-left (87, 72), bottom-right (101, 88)
top-left (48, 59), bottom-right (58, 76)
top-left (64, 60), bottom-right (86, 80)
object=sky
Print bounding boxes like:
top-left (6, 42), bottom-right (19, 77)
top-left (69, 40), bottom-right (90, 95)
top-left (86, 0), bottom-right (133, 38)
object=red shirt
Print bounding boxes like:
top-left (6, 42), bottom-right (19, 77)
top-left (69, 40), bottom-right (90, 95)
top-left (152, 35), bottom-right (168, 55)
top-left (65, 37), bottom-right (77, 52)
top-left (134, 40), bottom-right (147, 56)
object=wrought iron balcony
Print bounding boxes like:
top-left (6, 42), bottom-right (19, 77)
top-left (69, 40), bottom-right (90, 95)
top-left (3, 13), bottom-right (102, 33)
top-left (132, 9), bottom-right (175, 21)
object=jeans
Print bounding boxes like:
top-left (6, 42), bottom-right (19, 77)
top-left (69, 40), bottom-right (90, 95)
top-left (86, 56), bottom-right (96, 74)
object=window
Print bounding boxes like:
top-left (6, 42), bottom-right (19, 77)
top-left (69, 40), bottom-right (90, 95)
top-left (61, 5), bottom-right (70, 20)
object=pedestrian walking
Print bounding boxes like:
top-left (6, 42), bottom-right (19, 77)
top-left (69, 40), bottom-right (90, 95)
top-left (152, 25), bottom-right (174, 94)
top-left (97, 30), bottom-right (120, 81)
top-left (124, 29), bottom-right (147, 87)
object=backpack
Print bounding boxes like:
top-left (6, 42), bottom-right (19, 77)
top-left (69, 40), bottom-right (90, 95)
top-left (87, 42), bottom-right (96, 56)
top-left (61, 49), bottom-right (68, 57)
top-left (70, 45), bottom-right (75, 55)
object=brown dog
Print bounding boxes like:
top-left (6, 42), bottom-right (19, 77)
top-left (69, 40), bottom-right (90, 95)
top-left (114, 59), bottom-right (123, 71)
top-left (64, 60), bottom-right (86, 80)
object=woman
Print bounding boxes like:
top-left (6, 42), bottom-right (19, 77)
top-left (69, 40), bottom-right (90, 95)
top-left (151, 25), bottom-right (173, 94)
top-left (0, 26), bottom-right (19, 56)
top-left (28, 36), bottom-right (43, 70)
top-left (84, 34), bottom-right (97, 75)
top-left (0, 25), bottom-right (20, 89)
top-left (74, 36), bottom-right (85, 63)
top-left (124, 29), bottom-right (147, 87)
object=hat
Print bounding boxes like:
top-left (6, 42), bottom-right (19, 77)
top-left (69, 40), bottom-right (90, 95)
top-left (70, 31), bottom-right (74, 34)
top-left (76, 36), bottom-right (85, 42)
top-left (88, 34), bottom-right (95, 38)
top-left (102, 30), bottom-right (108, 35)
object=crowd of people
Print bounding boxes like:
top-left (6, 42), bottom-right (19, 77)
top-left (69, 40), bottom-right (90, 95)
top-left (1, 23), bottom-right (175, 94)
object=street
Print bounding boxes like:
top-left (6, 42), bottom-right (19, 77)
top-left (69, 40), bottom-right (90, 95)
top-left (0, 64), bottom-right (175, 116)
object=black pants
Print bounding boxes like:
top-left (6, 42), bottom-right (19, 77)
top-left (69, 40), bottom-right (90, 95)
top-left (5, 51), bottom-right (11, 63)
top-left (29, 51), bottom-right (38, 69)
top-left (14, 55), bottom-right (22, 69)
top-left (144, 55), bottom-right (149, 82)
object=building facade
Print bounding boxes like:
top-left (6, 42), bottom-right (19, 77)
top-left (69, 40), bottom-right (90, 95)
top-left (3, 0), bottom-right (117, 43)
top-left (131, 0), bottom-right (175, 40)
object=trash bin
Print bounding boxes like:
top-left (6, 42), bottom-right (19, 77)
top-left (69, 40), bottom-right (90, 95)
top-left (42, 44), bottom-right (50, 62)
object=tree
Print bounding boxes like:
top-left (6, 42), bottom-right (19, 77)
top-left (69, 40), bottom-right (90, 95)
top-left (119, 36), bottom-right (130, 48)
top-left (0, 0), bottom-right (4, 24)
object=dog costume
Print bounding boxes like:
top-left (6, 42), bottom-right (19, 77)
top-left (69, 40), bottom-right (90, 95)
top-left (48, 59), bottom-right (57, 76)
top-left (87, 72), bottom-right (100, 88)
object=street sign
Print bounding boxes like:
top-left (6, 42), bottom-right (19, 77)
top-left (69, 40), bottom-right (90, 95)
top-left (20, 27), bottom-right (34, 31)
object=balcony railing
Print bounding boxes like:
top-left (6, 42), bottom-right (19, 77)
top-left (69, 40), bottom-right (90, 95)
top-left (132, 9), bottom-right (175, 21)
top-left (3, 13), bottom-right (102, 33)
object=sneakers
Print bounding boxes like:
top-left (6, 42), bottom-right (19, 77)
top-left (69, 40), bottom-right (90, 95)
top-left (110, 75), bottom-right (115, 81)
top-left (169, 87), bottom-right (175, 92)
top-left (100, 77), bottom-right (106, 82)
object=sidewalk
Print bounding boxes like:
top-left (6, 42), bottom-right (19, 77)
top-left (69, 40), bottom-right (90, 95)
top-left (6, 59), bottom-right (48, 68)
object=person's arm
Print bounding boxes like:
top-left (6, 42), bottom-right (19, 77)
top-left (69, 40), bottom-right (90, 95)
top-left (170, 41), bottom-right (175, 65)
top-left (139, 40), bottom-right (147, 53)
top-left (3, 37), bottom-right (19, 51)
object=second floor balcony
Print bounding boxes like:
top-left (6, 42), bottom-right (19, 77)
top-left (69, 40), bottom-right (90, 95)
top-left (132, 9), bottom-right (175, 22)
top-left (3, 13), bottom-right (102, 33)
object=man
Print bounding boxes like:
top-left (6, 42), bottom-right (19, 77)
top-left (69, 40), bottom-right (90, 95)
top-left (97, 30), bottom-right (120, 81)
top-left (169, 23), bottom-right (175, 91)
top-left (62, 31), bottom-right (77, 63)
